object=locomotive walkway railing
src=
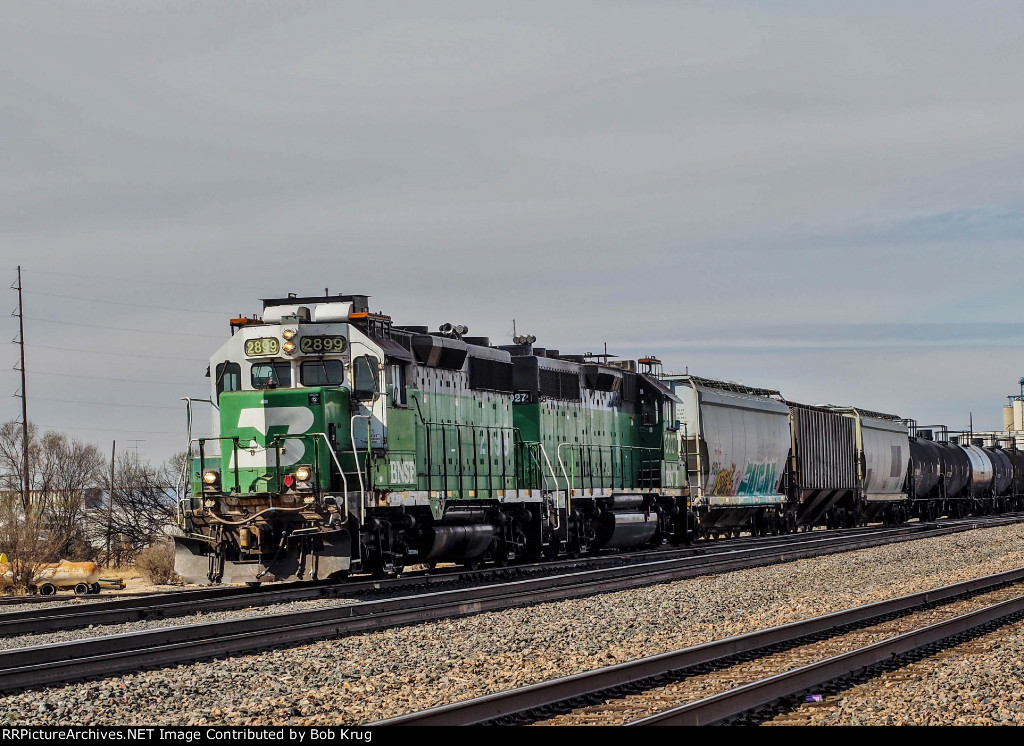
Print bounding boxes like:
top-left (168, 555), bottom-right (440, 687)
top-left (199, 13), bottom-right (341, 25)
top-left (555, 443), bottom-right (663, 493)
top-left (419, 422), bottom-right (545, 497)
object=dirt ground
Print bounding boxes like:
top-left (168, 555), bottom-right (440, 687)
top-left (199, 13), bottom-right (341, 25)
top-left (100, 573), bottom-right (191, 596)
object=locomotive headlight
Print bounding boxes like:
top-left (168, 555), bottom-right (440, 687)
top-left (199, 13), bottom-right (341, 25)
top-left (282, 328), bottom-right (296, 340)
top-left (202, 469), bottom-right (221, 492)
top-left (293, 464), bottom-right (313, 492)
top-left (282, 340), bottom-right (296, 354)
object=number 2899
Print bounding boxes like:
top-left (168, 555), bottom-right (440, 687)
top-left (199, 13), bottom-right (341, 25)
top-left (299, 335), bottom-right (348, 354)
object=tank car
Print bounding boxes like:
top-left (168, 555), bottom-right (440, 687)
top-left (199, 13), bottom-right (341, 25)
top-left (956, 438), bottom-right (997, 514)
top-left (906, 433), bottom-right (944, 521)
top-left (175, 293), bottom-right (688, 584)
top-left (1003, 446), bottom-right (1024, 511)
top-left (935, 438), bottom-right (972, 516)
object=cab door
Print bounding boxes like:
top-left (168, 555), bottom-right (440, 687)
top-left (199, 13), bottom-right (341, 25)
top-left (350, 351), bottom-right (387, 451)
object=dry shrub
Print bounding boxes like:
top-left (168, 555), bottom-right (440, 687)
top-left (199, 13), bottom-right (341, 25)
top-left (134, 541), bottom-right (180, 585)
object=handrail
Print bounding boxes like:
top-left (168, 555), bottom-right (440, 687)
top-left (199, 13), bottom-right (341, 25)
top-left (350, 414), bottom-right (371, 524)
top-left (555, 443), bottom-right (574, 538)
top-left (310, 432), bottom-right (349, 524)
top-left (556, 442), bottom-right (662, 491)
top-left (419, 421), bottom-right (523, 496)
top-left (194, 436), bottom-right (241, 495)
top-left (535, 443), bottom-right (564, 532)
top-left (179, 397), bottom-right (215, 512)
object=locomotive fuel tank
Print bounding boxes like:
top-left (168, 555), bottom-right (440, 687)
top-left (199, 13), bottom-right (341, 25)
top-left (592, 495), bottom-right (659, 549)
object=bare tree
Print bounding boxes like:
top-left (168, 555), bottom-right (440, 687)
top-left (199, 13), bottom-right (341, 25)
top-left (0, 421), bottom-right (105, 591)
top-left (160, 450), bottom-right (192, 514)
top-left (0, 493), bottom-right (59, 593)
top-left (0, 421), bottom-right (41, 511)
top-left (35, 432), bottom-right (105, 557)
top-left (89, 451), bottom-right (179, 566)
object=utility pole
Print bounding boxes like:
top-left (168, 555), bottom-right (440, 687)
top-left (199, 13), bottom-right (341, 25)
top-left (107, 440), bottom-right (115, 568)
top-left (12, 266), bottom-right (29, 508)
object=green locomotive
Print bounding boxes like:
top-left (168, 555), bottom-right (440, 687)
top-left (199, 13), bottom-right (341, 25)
top-left (175, 293), bottom-right (690, 584)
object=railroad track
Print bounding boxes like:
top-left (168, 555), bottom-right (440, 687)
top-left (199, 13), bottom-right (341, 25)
top-left (371, 567), bottom-right (1024, 726)
top-left (0, 516), bottom-right (996, 637)
top-left (0, 514), bottom-right (1018, 698)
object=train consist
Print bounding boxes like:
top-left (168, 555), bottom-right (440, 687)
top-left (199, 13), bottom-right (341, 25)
top-left (174, 293), bottom-right (1024, 584)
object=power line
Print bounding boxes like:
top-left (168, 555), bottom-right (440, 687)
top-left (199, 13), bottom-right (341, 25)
top-left (27, 316), bottom-right (224, 339)
top-left (34, 423), bottom-right (203, 436)
top-left (27, 344), bottom-right (208, 362)
top-left (26, 396), bottom-right (183, 410)
top-left (10, 266), bottom-right (277, 293)
top-left (3, 370), bottom-right (204, 387)
top-left (23, 289), bottom-right (236, 316)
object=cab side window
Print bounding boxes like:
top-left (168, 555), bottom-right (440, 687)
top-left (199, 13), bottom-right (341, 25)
top-left (353, 355), bottom-right (380, 400)
top-left (387, 363), bottom-right (406, 406)
top-left (215, 362), bottom-right (241, 403)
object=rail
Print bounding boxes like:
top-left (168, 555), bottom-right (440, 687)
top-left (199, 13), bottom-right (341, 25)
top-left (370, 564), bottom-right (1024, 726)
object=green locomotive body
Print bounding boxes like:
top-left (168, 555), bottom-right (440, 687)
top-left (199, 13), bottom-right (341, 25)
top-left (175, 293), bottom-right (691, 584)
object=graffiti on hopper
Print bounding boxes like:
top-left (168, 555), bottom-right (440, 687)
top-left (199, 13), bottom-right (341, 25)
top-left (709, 462), bottom-right (778, 496)
top-left (709, 463), bottom-right (737, 496)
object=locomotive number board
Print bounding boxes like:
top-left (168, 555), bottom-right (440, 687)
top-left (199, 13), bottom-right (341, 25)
top-left (299, 335), bottom-right (348, 354)
top-left (244, 337), bottom-right (280, 357)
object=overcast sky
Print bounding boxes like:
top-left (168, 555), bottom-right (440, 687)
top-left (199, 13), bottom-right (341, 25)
top-left (2, 1), bottom-right (1023, 466)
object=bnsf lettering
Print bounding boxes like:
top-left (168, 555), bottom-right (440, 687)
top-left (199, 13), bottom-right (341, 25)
top-left (389, 460), bottom-right (416, 484)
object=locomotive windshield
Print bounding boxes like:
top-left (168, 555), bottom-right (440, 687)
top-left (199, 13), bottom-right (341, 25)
top-left (300, 359), bottom-right (345, 386)
top-left (251, 361), bottom-right (292, 389)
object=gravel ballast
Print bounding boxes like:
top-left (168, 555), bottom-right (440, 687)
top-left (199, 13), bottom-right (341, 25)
top-left (4, 523), bottom-right (1024, 726)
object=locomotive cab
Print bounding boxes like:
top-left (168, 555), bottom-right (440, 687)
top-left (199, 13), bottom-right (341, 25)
top-left (176, 295), bottom-right (392, 584)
